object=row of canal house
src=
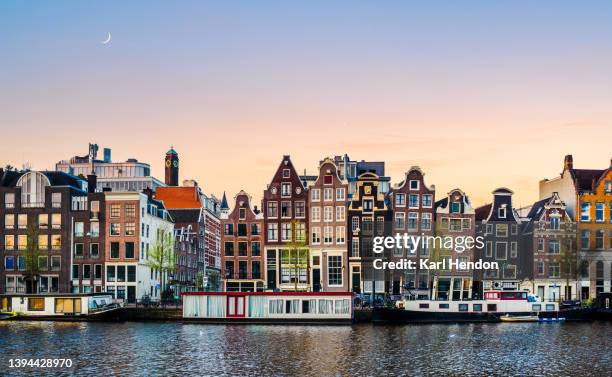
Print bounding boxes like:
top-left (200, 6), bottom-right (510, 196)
top-left (221, 154), bottom-right (612, 301)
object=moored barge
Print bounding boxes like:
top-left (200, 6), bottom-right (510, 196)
top-left (1, 293), bottom-right (121, 321)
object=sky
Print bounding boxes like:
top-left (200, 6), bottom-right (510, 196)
top-left (1, 1), bottom-right (611, 209)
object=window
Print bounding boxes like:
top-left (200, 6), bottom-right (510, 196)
top-left (335, 206), bottom-right (345, 221)
top-left (125, 203), bottom-right (136, 218)
top-left (537, 238), bottom-right (544, 252)
top-left (503, 265), bottom-right (516, 279)
top-left (295, 202), bottom-right (305, 218)
top-left (28, 298), bottom-right (45, 311)
top-left (311, 189), bottom-right (320, 201)
top-left (4, 193), bottom-right (15, 208)
top-left (328, 256), bottom-right (342, 286)
top-left (421, 213), bottom-right (432, 231)
top-left (110, 242), bottom-right (120, 259)
top-left (251, 223), bottom-right (260, 235)
top-left (311, 227), bottom-right (321, 244)
top-left (510, 242), bottom-right (517, 258)
top-left (363, 199), bottom-right (373, 211)
top-left (422, 194), bottom-right (432, 208)
top-left (473, 304), bottom-right (482, 312)
top-left (550, 217), bottom-right (560, 230)
top-left (110, 223), bottom-right (120, 236)
top-left (323, 174), bottom-right (333, 185)
top-left (450, 219), bottom-right (462, 232)
top-left (82, 264), bottom-right (91, 279)
top-left (281, 183), bottom-right (291, 197)
top-left (38, 214), bottom-right (48, 229)
top-left (450, 202), bottom-right (461, 213)
top-left (376, 216), bottom-right (385, 236)
top-left (351, 238), bottom-right (360, 257)
top-left (281, 201), bottom-right (292, 218)
top-left (4, 235), bottom-right (14, 250)
top-left (595, 203), bottom-right (604, 222)
top-left (238, 242), bottom-right (248, 256)
top-left (17, 255), bottom-right (25, 270)
top-left (90, 243), bottom-right (99, 258)
top-left (281, 223), bottom-right (291, 241)
top-left (117, 266), bottom-right (126, 282)
top-left (252, 261), bottom-right (261, 279)
top-left (239, 208), bottom-right (246, 220)
top-left (125, 242), bottom-right (135, 258)
top-left (409, 194), bottom-right (419, 208)
top-left (537, 262), bottom-right (544, 275)
top-left (407, 213), bottom-right (418, 230)
top-left (267, 223), bottom-right (278, 241)
top-left (224, 242), bottom-right (234, 256)
top-left (336, 188), bottom-right (345, 201)
top-left (496, 224), bottom-right (508, 237)
top-left (548, 240), bottom-right (560, 254)
top-left (224, 223), bottom-right (234, 235)
top-left (251, 241), bottom-right (261, 256)
top-left (581, 203), bottom-right (590, 221)
top-left (110, 204), bottom-right (121, 218)
top-left (51, 256), bottom-right (61, 271)
top-left (581, 230), bottom-right (590, 249)
top-left (74, 222), bottom-right (84, 237)
top-left (90, 222), bottom-right (99, 237)
top-left (4, 214), bottom-right (14, 229)
top-left (495, 242), bottom-right (507, 260)
top-left (311, 207), bottom-right (321, 222)
top-left (127, 265), bottom-right (136, 282)
top-left (549, 262), bottom-right (560, 278)
top-left (336, 226), bottom-right (345, 244)
top-left (39, 236), bottom-right (49, 251)
top-left (18, 214), bottom-right (27, 229)
top-left (75, 243), bottom-right (84, 258)
top-left (351, 217), bottom-right (359, 232)
top-left (498, 206), bottom-right (507, 218)
top-left (51, 193), bottom-right (62, 208)
top-left (395, 194), bottom-right (406, 207)
top-left (324, 226), bottom-right (333, 244)
top-left (282, 168), bottom-right (290, 178)
top-left (409, 180), bottom-right (419, 190)
top-left (324, 188), bottom-right (333, 202)
top-left (16, 235), bottom-right (26, 251)
top-left (324, 206), bottom-right (333, 222)
top-left (595, 230), bottom-right (604, 249)
top-left (395, 213), bottom-right (405, 229)
top-left (4, 256), bottom-right (14, 270)
top-left (267, 202), bottom-right (278, 218)
top-left (124, 223), bottom-right (135, 236)
top-left (458, 304), bottom-right (468, 312)
top-left (295, 222), bottom-right (306, 241)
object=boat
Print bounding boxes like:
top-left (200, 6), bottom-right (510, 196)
top-left (0, 293), bottom-right (122, 321)
top-left (182, 291), bottom-right (354, 324)
top-left (0, 311), bottom-right (17, 320)
top-left (500, 314), bottom-right (539, 322)
top-left (373, 290), bottom-right (560, 324)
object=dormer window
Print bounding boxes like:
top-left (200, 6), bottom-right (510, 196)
top-left (450, 202), bottom-right (460, 213)
top-left (17, 171), bottom-right (50, 208)
top-left (409, 180), bottom-right (419, 190)
top-left (282, 169), bottom-right (290, 178)
top-left (498, 205), bottom-right (507, 219)
top-left (550, 217), bottom-right (560, 230)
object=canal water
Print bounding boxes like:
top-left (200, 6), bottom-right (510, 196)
top-left (0, 321), bottom-right (610, 376)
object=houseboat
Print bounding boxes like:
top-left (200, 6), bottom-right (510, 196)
top-left (0, 293), bottom-right (121, 321)
top-left (182, 292), bottom-right (354, 324)
top-left (373, 290), bottom-right (560, 323)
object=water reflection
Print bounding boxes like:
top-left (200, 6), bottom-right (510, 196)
top-left (0, 322), bottom-right (610, 376)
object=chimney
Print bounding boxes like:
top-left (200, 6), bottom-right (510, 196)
top-left (87, 174), bottom-right (97, 193)
top-left (564, 155), bottom-right (573, 171)
top-left (142, 187), bottom-right (154, 200)
top-left (253, 205), bottom-right (259, 214)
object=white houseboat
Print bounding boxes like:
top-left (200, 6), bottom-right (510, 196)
top-left (0, 293), bottom-right (121, 321)
top-left (182, 292), bottom-right (354, 324)
top-left (373, 290), bottom-right (560, 323)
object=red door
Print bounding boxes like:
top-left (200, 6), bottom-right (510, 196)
top-left (226, 295), bottom-right (246, 318)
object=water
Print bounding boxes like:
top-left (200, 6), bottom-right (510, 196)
top-left (0, 321), bottom-right (610, 376)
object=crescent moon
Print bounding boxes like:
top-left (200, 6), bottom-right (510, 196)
top-left (101, 32), bottom-right (111, 45)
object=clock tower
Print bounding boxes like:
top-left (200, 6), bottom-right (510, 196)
top-left (164, 146), bottom-right (179, 186)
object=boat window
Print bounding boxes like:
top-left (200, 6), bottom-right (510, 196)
top-left (532, 304), bottom-right (542, 311)
top-left (522, 292), bottom-right (527, 299)
top-left (302, 300), bottom-right (310, 313)
top-left (335, 299), bottom-right (350, 314)
top-left (286, 299), bottom-right (299, 314)
top-left (318, 299), bottom-right (333, 314)
top-left (28, 298), bottom-right (45, 311)
top-left (487, 304), bottom-right (497, 312)
top-left (55, 298), bottom-right (82, 314)
top-left (269, 299), bottom-right (284, 314)
top-left (545, 304), bottom-right (555, 311)
top-left (438, 303), bottom-right (449, 309)
top-left (458, 304), bottom-right (468, 312)
top-left (419, 303), bottom-right (429, 309)
top-left (1, 297), bottom-right (11, 312)
top-left (473, 304), bottom-right (482, 312)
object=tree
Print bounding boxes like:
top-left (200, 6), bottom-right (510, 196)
top-left (195, 272), bottom-right (204, 290)
top-left (284, 219), bottom-right (309, 291)
top-left (20, 224), bottom-right (43, 294)
top-left (559, 237), bottom-right (579, 301)
top-left (427, 221), bottom-right (454, 300)
top-left (145, 232), bottom-right (176, 301)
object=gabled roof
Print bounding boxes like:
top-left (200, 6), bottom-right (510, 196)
top-left (155, 186), bottom-right (201, 209)
top-left (526, 197), bottom-right (549, 220)
top-left (570, 169), bottom-right (606, 192)
top-left (475, 204), bottom-right (492, 221)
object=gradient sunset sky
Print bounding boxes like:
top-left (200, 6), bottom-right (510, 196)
top-left (1, 1), bottom-right (611, 208)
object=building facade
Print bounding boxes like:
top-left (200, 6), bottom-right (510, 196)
top-left (263, 156), bottom-right (309, 291)
top-left (347, 172), bottom-right (392, 295)
top-left (432, 188), bottom-right (475, 301)
top-left (221, 190), bottom-right (264, 292)
top-left (308, 158), bottom-right (349, 292)
top-left (475, 188), bottom-right (530, 296)
top-left (387, 166), bottom-right (435, 298)
top-left (1, 170), bottom-right (89, 294)
top-left (540, 155), bottom-right (612, 298)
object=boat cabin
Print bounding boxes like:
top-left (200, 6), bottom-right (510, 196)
top-left (1, 293), bottom-right (115, 317)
